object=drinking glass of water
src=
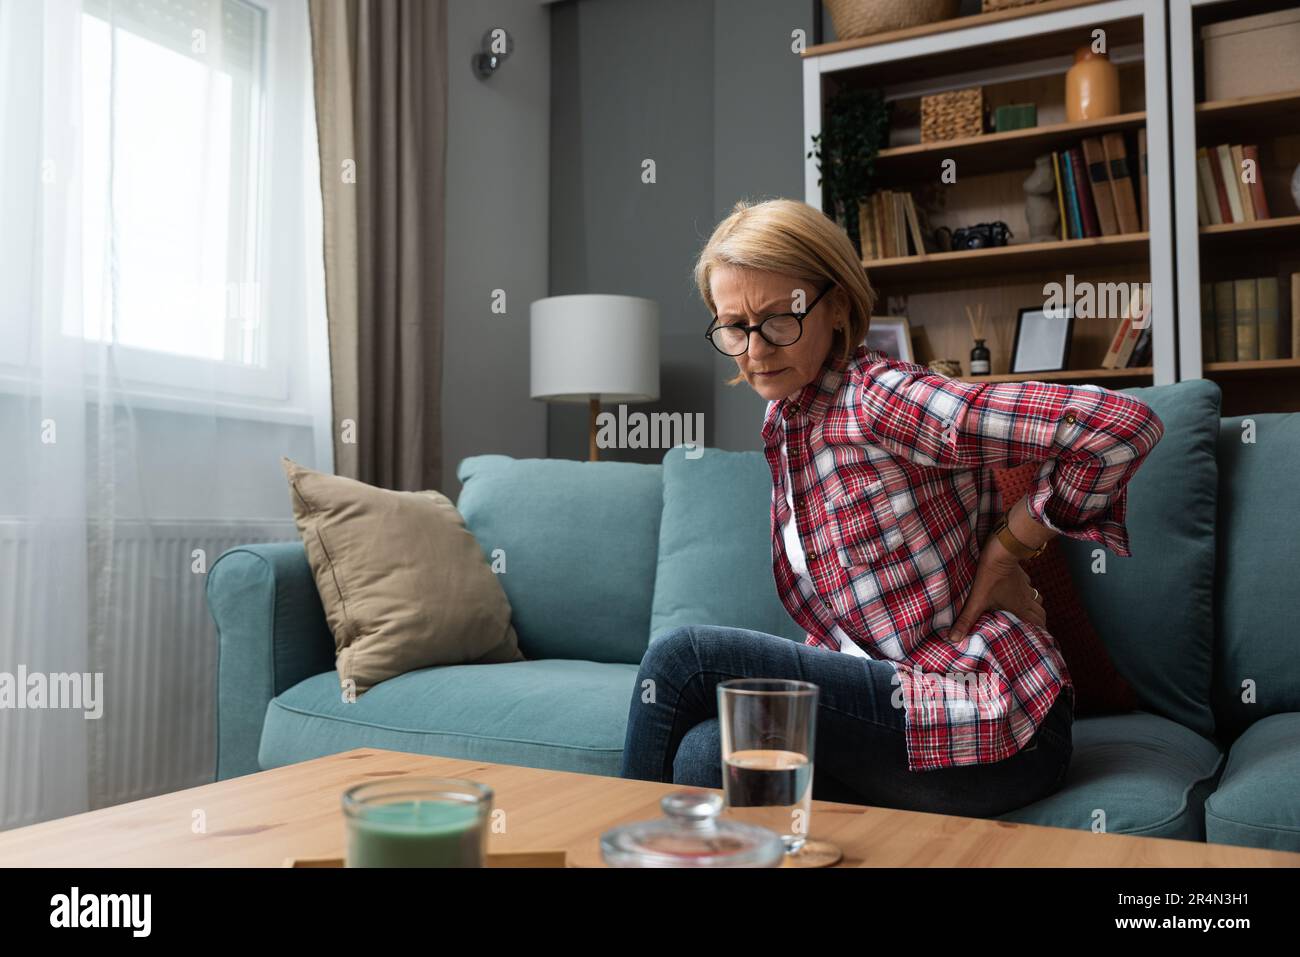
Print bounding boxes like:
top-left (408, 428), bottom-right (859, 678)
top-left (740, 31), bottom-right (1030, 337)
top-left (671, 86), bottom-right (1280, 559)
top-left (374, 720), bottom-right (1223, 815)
top-left (717, 678), bottom-right (818, 855)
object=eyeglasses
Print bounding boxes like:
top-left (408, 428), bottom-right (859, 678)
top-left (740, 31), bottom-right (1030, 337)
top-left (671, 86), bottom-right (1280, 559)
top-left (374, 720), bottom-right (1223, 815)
top-left (704, 284), bottom-right (832, 357)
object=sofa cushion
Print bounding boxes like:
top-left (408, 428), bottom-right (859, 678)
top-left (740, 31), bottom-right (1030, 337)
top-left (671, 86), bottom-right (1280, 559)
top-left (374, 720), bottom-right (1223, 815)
top-left (1212, 414), bottom-right (1300, 740)
top-left (997, 711), bottom-right (1223, 841)
top-left (992, 462), bottom-right (1138, 717)
top-left (259, 659), bottom-right (640, 777)
top-left (1205, 712), bottom-right (1300, 852)
top-left (650, 447), bottom-right (803, 643)
top-left (455, 455), bottom-right (663, 663)
top-left (281, 458), bottom-right (523, 695)
top-left (1055, 379), bottom-right (1220, 738)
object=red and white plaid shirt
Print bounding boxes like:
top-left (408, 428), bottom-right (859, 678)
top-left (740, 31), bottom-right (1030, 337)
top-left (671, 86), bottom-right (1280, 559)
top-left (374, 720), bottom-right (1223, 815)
top-left (764, 346), bottom-right (1165, 771)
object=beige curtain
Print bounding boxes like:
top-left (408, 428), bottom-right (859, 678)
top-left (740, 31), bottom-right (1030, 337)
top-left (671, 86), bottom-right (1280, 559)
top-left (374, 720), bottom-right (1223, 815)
top-left (309, 0), bottom-right (448, 491)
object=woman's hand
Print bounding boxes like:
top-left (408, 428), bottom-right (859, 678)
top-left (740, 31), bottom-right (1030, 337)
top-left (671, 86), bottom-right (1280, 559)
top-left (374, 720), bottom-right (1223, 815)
top-left (947, 534), bottom-right (1046, 643)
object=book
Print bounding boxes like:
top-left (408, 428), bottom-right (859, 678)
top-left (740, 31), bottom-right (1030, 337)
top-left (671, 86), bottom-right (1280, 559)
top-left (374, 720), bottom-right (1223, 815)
top-left (1081, 137), bottom-right (1123, 236)
top-left (1230, 145), bottom-right (1255, 222)
top-left (1234, 278), bottom-right (1258, 361)
top-left (1113, 288), bottom-right (1145, 367)
top-left (903, 193), bottom-right (926, 258)
top-left (1100, 316), bottom-right (1131, 369)
top-left (1200, 282), bottom-right (1216, 362)
top-left (895, 192), bottom-right (909, 256)
top-left (1196, 148), bottom-right (1223, 226)
top-left (875, 192), bottom-right (889, 259)
top-left (1082, 137), bottom-right (1120, 236)
top-left (1216, 145), bottom-right (1243, 223)
top-left (1293, 273), bottom-right (1300, 359)
top-left (1137, 128), bottom-right (1149, 232)
top-left (1214, 280), bottom-right (1236, 361)
top-left (1102, 132), bottom-right (1141, 234)
top-left (1127, 323), bottom-right (1152, 368)
top-left (859, 197), bottom-right (879, 261)
top-left (1208, 147), bottom-right (1233, 223)
top-left (1061, 150), bottom-right (1083, 240)
top-left (1051, 151), bottom-right (1068, 242)
top-left (1258, 276), bottom-right (1279, 361)
top-left (875, 192), bottom-right (891, 259)
top-left (1243, 145), bottom-right (1271, 220)
top-left (1068, 145), bottom-right (1099, 238)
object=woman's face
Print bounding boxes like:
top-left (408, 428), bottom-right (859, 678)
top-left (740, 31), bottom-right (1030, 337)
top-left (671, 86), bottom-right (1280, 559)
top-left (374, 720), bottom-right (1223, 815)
top-left (709, 265), bottom-right (845, 402)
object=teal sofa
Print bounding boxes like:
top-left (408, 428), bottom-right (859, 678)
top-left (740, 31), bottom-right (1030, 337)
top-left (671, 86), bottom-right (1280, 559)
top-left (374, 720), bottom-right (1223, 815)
top-left (208, 379), bottom-right (1300, 852)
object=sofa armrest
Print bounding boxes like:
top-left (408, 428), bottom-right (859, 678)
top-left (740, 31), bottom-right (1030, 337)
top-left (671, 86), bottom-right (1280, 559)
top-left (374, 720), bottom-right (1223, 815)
top-left (208, 542), bottom-right (335, 780)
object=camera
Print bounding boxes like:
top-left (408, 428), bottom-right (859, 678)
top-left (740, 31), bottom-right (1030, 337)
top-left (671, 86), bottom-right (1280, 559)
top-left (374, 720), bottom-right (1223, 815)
top-left (951, 221), bottom-right (1013, 250)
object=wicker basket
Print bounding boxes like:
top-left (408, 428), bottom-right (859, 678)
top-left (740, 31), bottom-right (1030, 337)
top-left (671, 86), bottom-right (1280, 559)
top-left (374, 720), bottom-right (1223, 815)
top-left (928, 359), bottom-right (963, 378)
top-left (920, 87), bottom-right (984, 142)
top-left (824, 0), bottom-right (961, 40)
top-left (980, 0), bottom-right (1055, 12)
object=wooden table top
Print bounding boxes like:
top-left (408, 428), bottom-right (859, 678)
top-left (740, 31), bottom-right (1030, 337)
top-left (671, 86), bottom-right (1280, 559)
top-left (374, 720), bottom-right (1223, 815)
top-left (0, 749), bottom-right (1295, 867)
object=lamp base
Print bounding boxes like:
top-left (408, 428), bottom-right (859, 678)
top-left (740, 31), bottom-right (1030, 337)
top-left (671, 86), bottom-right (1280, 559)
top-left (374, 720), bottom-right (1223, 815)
top-left (588, 396), bottom-right (600, 462)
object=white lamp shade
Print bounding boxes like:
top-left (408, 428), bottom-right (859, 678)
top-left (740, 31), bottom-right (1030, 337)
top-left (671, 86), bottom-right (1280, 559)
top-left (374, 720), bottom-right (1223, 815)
top-left (530, 294), bottom-right (660, 403)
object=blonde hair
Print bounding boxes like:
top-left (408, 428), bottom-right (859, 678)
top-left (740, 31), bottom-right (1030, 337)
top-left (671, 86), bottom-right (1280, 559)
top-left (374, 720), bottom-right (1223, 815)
top-left (693, 198), bottom-right (876, 384)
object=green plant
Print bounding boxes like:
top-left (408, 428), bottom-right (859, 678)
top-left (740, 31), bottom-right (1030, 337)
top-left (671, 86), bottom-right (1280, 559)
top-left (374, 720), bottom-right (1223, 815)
top-left (807, 88), bottom-right (890, 255)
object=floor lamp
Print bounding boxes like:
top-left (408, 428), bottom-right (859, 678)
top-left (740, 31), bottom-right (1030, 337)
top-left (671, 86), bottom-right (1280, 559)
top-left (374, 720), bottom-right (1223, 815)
top-left (530, 294), bottom-right (660, 461)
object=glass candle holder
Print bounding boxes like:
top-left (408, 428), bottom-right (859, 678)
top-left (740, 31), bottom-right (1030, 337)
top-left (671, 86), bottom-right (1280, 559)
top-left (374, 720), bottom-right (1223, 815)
top-left (342, 778), bottom-right (493, 868)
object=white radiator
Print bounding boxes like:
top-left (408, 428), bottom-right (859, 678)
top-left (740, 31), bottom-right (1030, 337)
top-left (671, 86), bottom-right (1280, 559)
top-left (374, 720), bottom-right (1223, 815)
top-left (0, 519), bottom-right (298, 830)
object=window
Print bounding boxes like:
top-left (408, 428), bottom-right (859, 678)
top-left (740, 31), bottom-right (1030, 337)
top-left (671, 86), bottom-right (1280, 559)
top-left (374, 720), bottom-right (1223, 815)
top-left (79, 0), bottom-right (279, 389)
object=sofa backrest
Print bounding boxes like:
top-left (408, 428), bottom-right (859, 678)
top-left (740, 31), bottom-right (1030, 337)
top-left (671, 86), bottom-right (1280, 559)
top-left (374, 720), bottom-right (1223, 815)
top-left (1212, 413), bottom-right (1300, 742)
top-left (650, 448), bottom-right (804, 644)
top-left (1056, 379), bottom-right (1221, 739)
top-left (456, 454), bottom-right (663, 664)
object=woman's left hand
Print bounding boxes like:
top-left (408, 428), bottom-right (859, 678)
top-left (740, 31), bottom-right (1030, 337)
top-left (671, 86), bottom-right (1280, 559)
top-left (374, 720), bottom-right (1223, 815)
top-left (947, 534), bottom-right (1046, 643)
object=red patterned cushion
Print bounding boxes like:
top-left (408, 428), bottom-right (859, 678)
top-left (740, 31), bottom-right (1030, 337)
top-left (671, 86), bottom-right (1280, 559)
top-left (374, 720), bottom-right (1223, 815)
top-left (991, 463), bottom-right (1138, 717)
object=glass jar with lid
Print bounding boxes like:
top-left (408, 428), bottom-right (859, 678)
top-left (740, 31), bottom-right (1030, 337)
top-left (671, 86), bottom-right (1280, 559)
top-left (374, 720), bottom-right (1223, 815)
top-left (600, 790), bottom-right (785, 868)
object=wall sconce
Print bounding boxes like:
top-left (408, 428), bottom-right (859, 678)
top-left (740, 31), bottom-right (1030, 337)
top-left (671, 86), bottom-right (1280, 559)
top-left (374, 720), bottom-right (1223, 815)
top-left (472, 27), bottom-right (513, 80)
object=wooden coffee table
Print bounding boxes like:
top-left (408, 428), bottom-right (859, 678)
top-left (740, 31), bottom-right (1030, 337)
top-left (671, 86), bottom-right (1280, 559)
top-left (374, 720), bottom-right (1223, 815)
top-left (0, 748), bottom-right (1295, 867)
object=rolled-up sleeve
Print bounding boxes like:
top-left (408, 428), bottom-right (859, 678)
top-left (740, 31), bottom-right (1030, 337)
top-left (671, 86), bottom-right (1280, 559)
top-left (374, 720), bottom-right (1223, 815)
top-left (853, 360), bottom-right (1165, 557)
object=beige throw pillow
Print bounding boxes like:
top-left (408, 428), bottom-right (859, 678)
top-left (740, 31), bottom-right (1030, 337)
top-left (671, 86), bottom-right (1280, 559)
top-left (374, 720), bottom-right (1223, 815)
top-left (282, 458), bottom-right (524, 694)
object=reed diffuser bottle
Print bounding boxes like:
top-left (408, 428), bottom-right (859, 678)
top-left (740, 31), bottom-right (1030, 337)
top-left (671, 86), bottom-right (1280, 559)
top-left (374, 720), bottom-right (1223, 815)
top-left (967, 304), bottom-right (991, 375)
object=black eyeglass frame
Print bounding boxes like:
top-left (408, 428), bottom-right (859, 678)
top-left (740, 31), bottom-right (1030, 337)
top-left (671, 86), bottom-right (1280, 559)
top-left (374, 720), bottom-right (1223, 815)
top-left (704, 283), bottom-right (833, 357)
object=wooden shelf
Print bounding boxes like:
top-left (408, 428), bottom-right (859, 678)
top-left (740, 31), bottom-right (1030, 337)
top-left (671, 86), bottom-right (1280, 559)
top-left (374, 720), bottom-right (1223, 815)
top-left (875, 112), bottom-right (1147, 181)
top-left (863, 232), bottom-right (1149, 286)
top-left (1199, 215), bottom-right (1300, 250)
top-left (804, 0), bottom-right (1111, 60)
top-left (1195, 89), bottom-right (1300, 138)
top-left (1203, 358), bottom-right (1300, 376)
top-left (957, 367), bottom-right (1152, 384)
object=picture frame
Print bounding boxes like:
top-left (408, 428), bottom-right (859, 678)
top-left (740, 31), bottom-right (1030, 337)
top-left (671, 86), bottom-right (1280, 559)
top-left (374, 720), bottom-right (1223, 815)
top-left (865, 316), bottom-right (914, 363)
top-left (1011, 305), bottom-right (1073, 374)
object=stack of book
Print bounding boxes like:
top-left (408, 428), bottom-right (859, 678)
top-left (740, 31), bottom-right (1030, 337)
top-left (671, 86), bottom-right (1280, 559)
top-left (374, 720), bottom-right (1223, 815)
top-left (1199, 275), bottom-right (1295, 362)
top-left (1049, 130), bottom-right (1147, 241)
top-left (1100, 287), bottom-right (1154, 369)
top-left (1195, 144), bottom-right (1272, 225)
top-left (860, 190), bottom-right (926, 261)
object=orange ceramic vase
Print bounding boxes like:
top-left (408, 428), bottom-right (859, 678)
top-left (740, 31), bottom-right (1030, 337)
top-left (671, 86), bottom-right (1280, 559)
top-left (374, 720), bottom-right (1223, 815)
top-left (1065, 46), bottom-right (1120, 121)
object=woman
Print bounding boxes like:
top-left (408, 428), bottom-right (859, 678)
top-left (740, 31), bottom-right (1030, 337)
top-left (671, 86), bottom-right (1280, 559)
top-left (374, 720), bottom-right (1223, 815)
top-left (619, 198), bottom-right (1165, 817)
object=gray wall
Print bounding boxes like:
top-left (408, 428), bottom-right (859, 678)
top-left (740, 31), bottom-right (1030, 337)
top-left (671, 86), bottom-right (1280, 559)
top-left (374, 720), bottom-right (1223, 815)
top-left (548, 0), bottom-right (813, 460)
top-left (442, 0), bottom-right (552, 496)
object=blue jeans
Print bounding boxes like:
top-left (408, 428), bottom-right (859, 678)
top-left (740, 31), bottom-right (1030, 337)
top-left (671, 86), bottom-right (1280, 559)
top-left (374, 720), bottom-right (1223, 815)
top-left (620, 625), bottom-right (1073, 818)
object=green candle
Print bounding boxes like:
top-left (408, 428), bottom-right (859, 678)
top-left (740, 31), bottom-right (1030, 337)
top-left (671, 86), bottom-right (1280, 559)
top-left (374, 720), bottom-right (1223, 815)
top-left (343, 779), bottom-right (492, 868)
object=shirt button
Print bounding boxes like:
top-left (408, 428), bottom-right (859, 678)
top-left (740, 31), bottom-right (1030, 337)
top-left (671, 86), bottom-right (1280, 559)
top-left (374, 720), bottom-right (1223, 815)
top-left (1063, 412), bottom-right (1077, 425)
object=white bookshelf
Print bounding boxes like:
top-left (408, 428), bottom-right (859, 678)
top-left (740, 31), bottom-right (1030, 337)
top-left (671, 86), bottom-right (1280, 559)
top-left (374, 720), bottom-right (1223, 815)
top-left (1169, 0), bottom-right (1300, 412)
top-left (802, 0), bottom-right (1177, 387)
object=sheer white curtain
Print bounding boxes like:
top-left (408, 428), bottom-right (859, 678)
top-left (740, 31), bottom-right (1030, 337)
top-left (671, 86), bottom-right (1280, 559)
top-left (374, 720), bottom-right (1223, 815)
top-left (0, 0), bottom-right (331, 828)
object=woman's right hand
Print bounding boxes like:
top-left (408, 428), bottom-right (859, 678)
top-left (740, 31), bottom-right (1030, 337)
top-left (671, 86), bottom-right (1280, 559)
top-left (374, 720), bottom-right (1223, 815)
top-left (947, 535), bottom-right (1046, 643)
